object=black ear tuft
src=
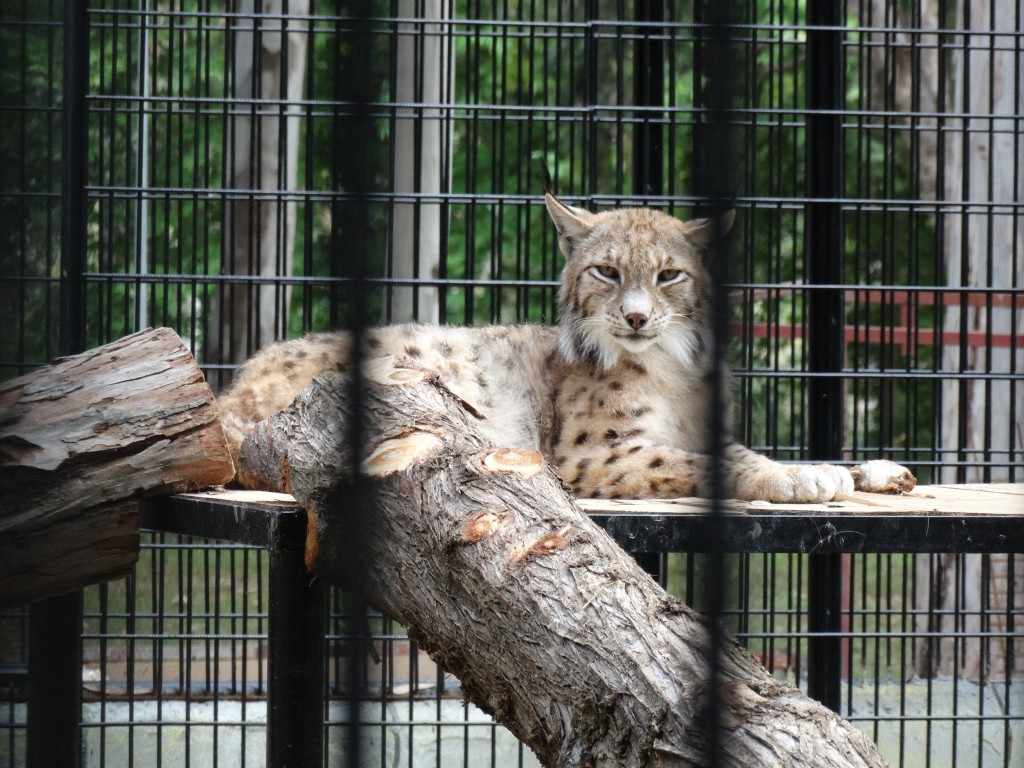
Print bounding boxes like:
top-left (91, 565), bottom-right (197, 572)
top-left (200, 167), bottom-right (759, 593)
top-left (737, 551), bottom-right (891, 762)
top-left (539, 158), bottom-right (555, 196)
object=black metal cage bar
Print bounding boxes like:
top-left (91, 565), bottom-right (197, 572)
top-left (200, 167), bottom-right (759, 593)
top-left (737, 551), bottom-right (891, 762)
top-left (805, 0), bottom-right (847, 712)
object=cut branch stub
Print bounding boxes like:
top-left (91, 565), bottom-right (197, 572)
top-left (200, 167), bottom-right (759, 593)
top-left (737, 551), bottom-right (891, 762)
top-left (363, 429), bottom-right (444, 476)
top-left (474, 448), bottom-right (544, 478)
top-left (362, 356), bottom-right (430, 387)
top-left (458, 510), bottom-right (507, 545)
top-left (510, 525), bottom-right (572, 564)
top-left (381, 367), bottom-right (430, 385)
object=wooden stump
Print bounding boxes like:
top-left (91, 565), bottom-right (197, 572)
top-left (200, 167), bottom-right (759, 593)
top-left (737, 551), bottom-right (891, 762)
top-left (239, 362), bottom-right (886, 768)
top-left (0, 328), bottom-right (234, 606)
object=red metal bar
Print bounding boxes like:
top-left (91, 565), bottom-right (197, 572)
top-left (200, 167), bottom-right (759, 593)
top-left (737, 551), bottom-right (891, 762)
top-left (731, 287), bottom-right (1022, 354)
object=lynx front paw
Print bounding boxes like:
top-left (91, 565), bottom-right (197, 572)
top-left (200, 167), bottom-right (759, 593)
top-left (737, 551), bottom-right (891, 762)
top-left (739, 464), bottom-right (854, 504)
top-left (850, 460), bottom-right (917, 495)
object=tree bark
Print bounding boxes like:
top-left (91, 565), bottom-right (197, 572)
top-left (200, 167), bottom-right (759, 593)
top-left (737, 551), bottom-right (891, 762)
top-left (858, 0), bottom-right (1024, 682)
top-left (388, 0), bottom-right (447, 323)
top-left (239, 359), bottom-right (886, 768)
top-left (217, 0), bottom-right (310, 366)
top-left (0, 327), bottom-right (234, 606)
top-left (919, 0), bottom-right (1023, 680)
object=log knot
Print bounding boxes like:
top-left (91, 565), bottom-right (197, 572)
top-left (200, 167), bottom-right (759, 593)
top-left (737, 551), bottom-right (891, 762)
top-left (473, 448), bottom-right (544, 478)
top-left (458, 510), bottom-right (506, 545)
top-left (363, 357), bottom-right (431, 387)
top-left (363, 429), bottom-right (444, 476)
top-left (510, 525), bottom-right (571, 563)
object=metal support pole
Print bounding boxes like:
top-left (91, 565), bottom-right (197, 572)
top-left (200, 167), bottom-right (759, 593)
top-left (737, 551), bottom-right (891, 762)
top-left (629, 0), bottom-right (665, 582)
top-left (267, 547), bottom-right (327, 768)
top-left (692, 4), bottom-right (737, 764)
top-left (805, 0), bottom-right (845, 713)
top-left (633, 0), bottom-right (664, 198)
top-left (27, 592), bottom-right (83, 768)
top-left (28, 4), bottom-right (89, 766)
top-left (59, 0), bottom-right (88, 354)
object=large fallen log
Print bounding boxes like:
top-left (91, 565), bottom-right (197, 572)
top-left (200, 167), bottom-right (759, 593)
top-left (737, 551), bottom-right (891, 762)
top-left (239, 358), bottom-right (886, 768)
top-left (0, 328), bottom-right (234, 606)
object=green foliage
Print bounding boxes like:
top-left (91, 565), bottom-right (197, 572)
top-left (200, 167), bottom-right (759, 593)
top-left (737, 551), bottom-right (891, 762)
top-left (0, 4), bottom-right (63, 378)
top-left (2, 0), bottom-right (938, 471)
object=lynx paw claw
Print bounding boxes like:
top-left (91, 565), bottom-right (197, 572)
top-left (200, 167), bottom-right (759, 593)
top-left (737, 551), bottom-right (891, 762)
top-left (850, 460), bottom-right (917, 495)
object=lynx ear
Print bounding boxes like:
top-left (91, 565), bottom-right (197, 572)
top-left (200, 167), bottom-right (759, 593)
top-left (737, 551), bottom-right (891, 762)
top-left (545, 193), bottom-right (597, 257)
top-left (681, 209), bottom-right (736, 249)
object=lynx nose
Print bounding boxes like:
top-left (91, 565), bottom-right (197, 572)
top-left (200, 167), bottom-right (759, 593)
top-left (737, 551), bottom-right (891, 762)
top-left (625, 312), bottom-right (648, 330)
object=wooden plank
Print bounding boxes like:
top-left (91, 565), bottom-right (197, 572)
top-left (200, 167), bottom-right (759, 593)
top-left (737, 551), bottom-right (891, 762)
top-left (167, 484), bottom-right (1024, 518)
top-left (147, 484), bottom-right (1024, 555)
top-left (577, 483), bottom-right (1024, 517)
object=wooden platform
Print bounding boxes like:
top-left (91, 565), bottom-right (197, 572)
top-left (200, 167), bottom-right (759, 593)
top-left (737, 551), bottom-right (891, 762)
top-left (140, 483), bottom-right (1024, 554)
top-left (581, 483), bottom-right (1024, 553)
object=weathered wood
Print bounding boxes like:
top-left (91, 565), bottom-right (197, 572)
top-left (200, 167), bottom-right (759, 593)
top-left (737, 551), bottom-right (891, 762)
top-left (239, 363), bottom-right (887, 768)
top-left (0, 328), bottom-right (234, 606)
top-left (579, 483), bottom-right (1024, 517)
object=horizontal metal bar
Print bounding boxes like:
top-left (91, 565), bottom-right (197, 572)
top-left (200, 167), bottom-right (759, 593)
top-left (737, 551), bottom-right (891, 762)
top-left (593, 511), bottom-right (1024, 554)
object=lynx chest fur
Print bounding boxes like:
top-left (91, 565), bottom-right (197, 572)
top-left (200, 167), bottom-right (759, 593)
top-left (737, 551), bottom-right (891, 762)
top-left (218, 190), bottom-right (915, 503)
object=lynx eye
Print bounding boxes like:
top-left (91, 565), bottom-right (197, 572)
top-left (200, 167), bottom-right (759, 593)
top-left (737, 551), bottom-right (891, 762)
top-left (658, 268), bottom-right (684, 285)
top-left (592, 265), bottom-right (621, 283)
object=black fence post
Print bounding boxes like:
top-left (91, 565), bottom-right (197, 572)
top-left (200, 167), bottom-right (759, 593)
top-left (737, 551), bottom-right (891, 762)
top-left (59, 0), bottom-right (88, 353)
top-left (27, 592), bottom-right (82, 768)
top-left (633, 0), bottom-right (664, 199)
top-left (692, 4), bottom-right (738, 764)
top-left (267, 547), bottom-right (327, 768)
top-left (630, 0), bottom-right (666, 583)
top-left (27, 3), bottom-right (89, 767)
top-left (805, 0), bottom-right (845, 713)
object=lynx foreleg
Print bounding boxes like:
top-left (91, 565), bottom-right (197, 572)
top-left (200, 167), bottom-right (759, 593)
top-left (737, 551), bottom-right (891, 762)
top-left (554, 442), bottom-right (709, 499)
top-left (720, 444), bottom-right (854, 503)
top-left (718, 448), bottom-right (916, 501)
top-left (556, 441), bottom-right (863, 503)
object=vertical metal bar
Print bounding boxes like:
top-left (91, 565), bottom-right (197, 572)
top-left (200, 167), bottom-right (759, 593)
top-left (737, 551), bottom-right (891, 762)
top-left (28, 3), bottom-right (89, 766)
top-left (333, 1), bottom-right (377, 763)
top-left (805, 0), bottom-right (844, 713)
top-left (27, 592), bottom-right (82, 768)
top-left (584, 0), bottom-right (598, 199)
top-left (629, 0), bottom-right (665, 582)
top-left (59, 0), bottom-right (88, 353)
top-left (632, 0), bottom-right (663, 198)
top-left (267, 546), bottom-right (326, 768)
top-left (693, 5), bottom-right (736, 766)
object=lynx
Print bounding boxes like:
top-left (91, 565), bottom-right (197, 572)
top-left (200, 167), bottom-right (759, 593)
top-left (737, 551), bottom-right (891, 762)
top-left (217, 188), bottom-right (916, 503)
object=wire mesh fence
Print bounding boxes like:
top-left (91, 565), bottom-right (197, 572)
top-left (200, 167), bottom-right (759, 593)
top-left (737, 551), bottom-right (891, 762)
top-left (1, 0), bottom-right (1021, 766)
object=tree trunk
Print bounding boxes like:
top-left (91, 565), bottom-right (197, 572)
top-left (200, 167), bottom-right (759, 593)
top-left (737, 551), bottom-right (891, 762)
top-left (388, 0), bottom-right (447, 323)
top-left (218, 0), bottom-right (310, 366)
top-left (239, 360), bottom-right (885, 768)
top-left (863, 0), bottom-right (1024, 681)
top-left (0, 327), bottom-right (234, 606)
top-left (938, 0), bottom-right (1024, 486)
top-left (924, 0), bottom-right (1023, 680)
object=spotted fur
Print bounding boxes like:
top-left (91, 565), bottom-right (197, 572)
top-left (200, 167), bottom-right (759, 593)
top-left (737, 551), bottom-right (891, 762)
top-left (217, 192), bottom-right (916, 502)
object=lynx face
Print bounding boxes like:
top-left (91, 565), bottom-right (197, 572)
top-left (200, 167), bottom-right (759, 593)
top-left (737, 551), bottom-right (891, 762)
top-left (546, 196), bottom-right (734, 372)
